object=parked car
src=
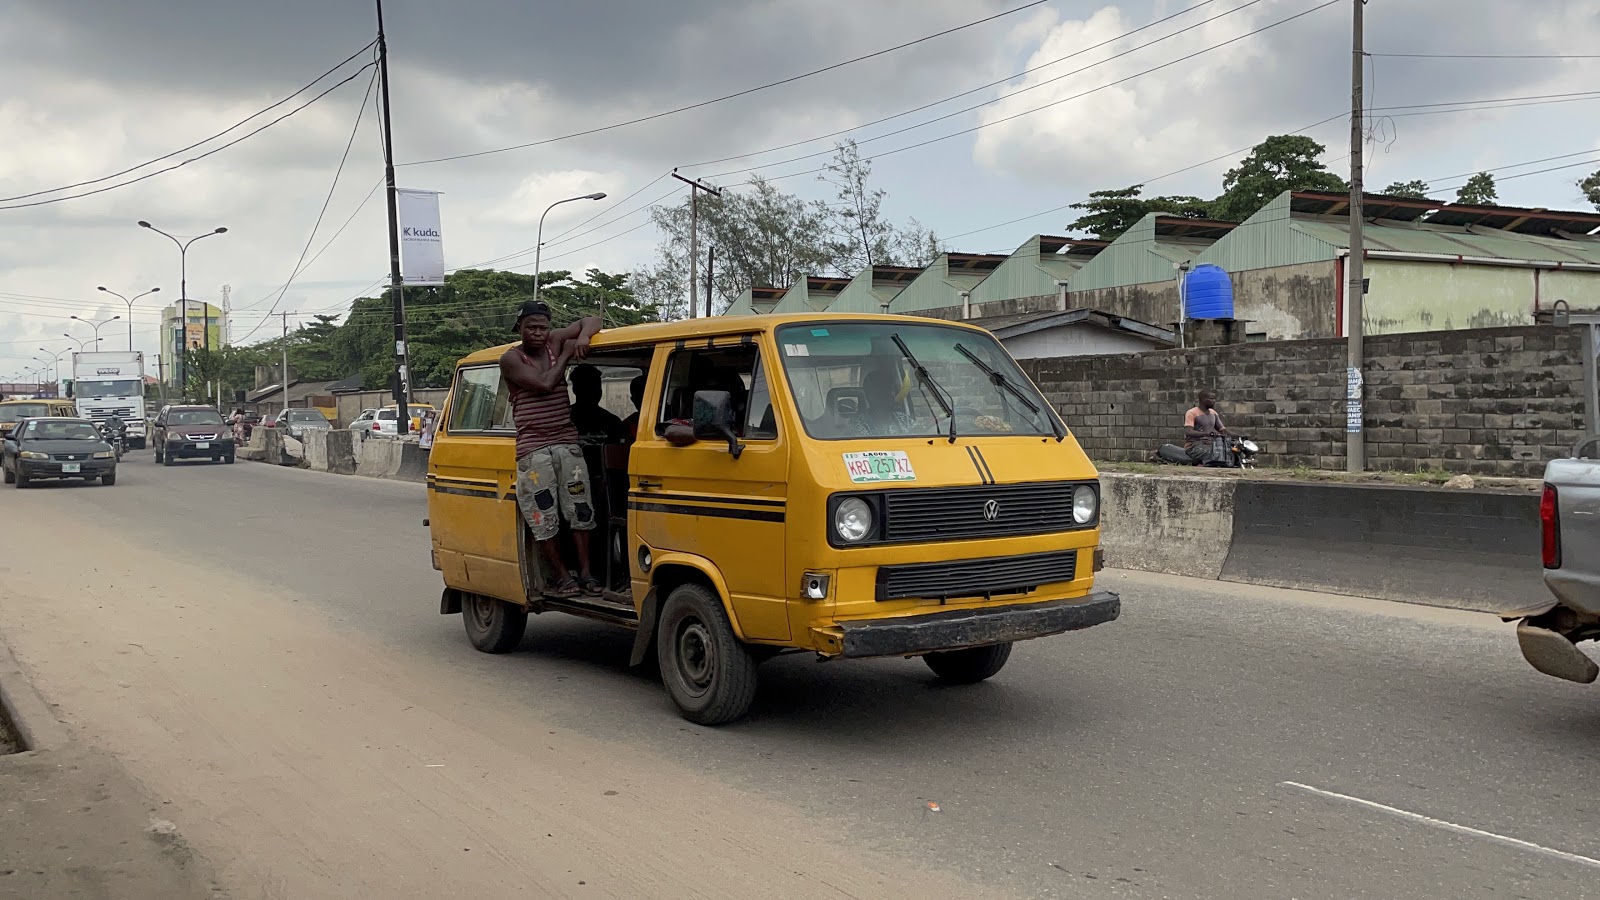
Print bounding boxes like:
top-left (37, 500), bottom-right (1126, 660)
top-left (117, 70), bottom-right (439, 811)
top-left (259, 411), bottom-right (279, 430)
top-left (348, 408), bottom-right (379, 439)
top-left (371, 403), bottom-right (438, 438)
top-left (152, 405), bottom-right (234, 466)
top-left (1509, 434), bottom-right (1600, 685)
top-left (278, 408), bottom-right (333, 440)
top-left (2, 417), bottom-right (118, 487)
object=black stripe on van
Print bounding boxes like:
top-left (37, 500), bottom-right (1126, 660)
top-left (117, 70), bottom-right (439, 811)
top-left (627, 500), bottom-right (785, 523)
top-left (627, 491), bottom-right (785, 508)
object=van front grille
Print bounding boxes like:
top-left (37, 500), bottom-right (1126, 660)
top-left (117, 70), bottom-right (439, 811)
top-left (875, 550), bottom-right (1079, 601)
top-left (883, 482), bottom-right (1081, 542)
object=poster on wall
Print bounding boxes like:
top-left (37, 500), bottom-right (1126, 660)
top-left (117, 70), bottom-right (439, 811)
top-left (397, 189), bottom-right (447, 286)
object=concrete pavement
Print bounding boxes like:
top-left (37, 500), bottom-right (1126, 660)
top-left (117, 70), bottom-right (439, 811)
top-left (1, 451), bottom-right (1597, 898)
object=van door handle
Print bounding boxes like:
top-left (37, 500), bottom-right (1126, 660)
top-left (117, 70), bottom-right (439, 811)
top-left (637, 479), bottom-right (661, 490)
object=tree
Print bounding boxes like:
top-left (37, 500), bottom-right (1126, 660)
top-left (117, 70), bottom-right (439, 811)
top-left (1212, 135), bottom-right (1346, 222)
top-left (1381, 180), bottom-right (1431, 199)
top-left (1579, 169), bottom-right (1600, 210)
top-left (1066, 186), bottom-right (1212, 241)
top-left (1455, 172), bottom-right (1498, 206)
top-left (817, 141), bottom-right (941, 273)
top-left (635, 143), bottom-right (939, 316)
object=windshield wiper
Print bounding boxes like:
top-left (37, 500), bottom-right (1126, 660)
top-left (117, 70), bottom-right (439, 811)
top-left (890, 333), bottom-right (958, 443)
top-left (954, 343), bottom-right (1065, 442)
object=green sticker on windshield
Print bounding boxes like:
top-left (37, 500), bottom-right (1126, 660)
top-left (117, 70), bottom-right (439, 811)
top-left (811, 328), bottom-right (830, 336)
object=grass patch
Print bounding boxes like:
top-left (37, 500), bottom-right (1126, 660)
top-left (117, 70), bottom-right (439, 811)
top-left (1399, 467), bottom-right (1454, 485)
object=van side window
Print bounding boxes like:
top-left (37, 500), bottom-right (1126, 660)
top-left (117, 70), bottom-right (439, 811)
top-left (656, 343), bottom-right (773, 439)
top-left (449, 366), bottom-right (503, 432)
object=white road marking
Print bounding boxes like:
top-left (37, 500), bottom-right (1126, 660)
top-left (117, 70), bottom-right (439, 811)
top-left (1282, 781), bottom-right (1600, 871)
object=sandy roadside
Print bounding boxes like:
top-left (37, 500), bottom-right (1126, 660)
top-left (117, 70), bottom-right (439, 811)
top-left (0, 501), bottom-right (997, 900)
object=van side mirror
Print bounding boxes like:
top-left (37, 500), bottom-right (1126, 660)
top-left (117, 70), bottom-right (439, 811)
top-left (692, 390), bottom-right (744, 459)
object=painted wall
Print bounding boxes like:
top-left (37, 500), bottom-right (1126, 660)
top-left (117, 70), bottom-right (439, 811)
top-left (1002, 327), bottom-right (1162, 360)
top-left (1231, 261), bottom-right (1338, 340)
top-left (1363, 260), bottom-right (1534, 334)
top-left (1066, 280), bottom-right (1182, 330)
top-left (1539, 269), bottom-right (1600, 312)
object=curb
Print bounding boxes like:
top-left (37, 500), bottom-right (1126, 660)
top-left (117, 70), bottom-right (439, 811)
top-left (0, 634), bottom-right (68, 752)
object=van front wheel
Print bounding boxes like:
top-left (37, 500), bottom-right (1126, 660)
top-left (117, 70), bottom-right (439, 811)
top-left (657, 583), bottom-right (758, 726)
top-left (924, 643), bottom-right (1013, 684)
top-left (462, 593), bottom-right (527, 654)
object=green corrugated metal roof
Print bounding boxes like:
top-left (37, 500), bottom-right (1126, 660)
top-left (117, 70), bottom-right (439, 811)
top-left (829, 265), bottom-right (922, 313)
top-left (770, 276), bottom-right (847, 314)
top-left (1292, 219), bottom-right (1600, 265)
top-left (969, 235), bottom-right (1092, 305)
top-left (1071, 214), bottom-right (1226, 291)
top-left (890, 253), bottom-right (1006, 313)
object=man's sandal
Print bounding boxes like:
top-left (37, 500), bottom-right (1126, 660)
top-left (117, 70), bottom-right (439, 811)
top-left (547, 576), bottom-right (581, 598)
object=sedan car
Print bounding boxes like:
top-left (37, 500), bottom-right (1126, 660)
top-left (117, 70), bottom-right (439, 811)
top-left (278, 408), bottom-right (333, 440)
top-left (153, 405), bottom-right (234, 465)
top-left (2, 417), bottom-right (118, 487)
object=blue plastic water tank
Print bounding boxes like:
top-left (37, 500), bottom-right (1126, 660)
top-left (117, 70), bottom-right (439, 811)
top-left (1184, 263), bottom-right (1234, 320)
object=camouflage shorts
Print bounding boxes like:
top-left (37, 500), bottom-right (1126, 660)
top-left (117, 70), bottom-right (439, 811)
top-left (516, 444), bottom-right (597, 541)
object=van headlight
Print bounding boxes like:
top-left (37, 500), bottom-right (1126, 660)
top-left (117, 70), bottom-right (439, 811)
top-left (834, 497), bottom-right (874, 543)
top-left (1072, 484), bottom-right (1099, 525)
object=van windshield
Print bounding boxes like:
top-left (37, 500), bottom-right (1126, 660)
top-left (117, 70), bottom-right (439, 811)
top-left (0, 404), bottom-right (49, 422)
top-left (75, 380), bottom-right (141, 398)
top-left (773, 322), bottom-right (1058, 440)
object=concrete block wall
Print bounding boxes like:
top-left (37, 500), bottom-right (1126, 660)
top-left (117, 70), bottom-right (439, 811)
top-left (1024, 324), bottom-right (1589, 477)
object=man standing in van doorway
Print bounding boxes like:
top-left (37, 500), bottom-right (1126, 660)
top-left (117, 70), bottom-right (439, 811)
top-left (500, 301), bottom-right (604, 597)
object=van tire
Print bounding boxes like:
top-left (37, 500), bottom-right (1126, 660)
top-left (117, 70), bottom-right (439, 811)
top-left (657, 583), bottom-right (758, 726)
top-left (462, 593), bottom-right (527, 654)
top-left (923, 643), bottom-right (1013, 684)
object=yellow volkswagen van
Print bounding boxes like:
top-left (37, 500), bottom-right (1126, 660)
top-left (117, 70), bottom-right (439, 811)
top-left (426, 313), bottom-right (1118, 724)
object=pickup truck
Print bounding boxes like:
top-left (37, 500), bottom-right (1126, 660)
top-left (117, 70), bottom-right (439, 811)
top-left (1511, 435), bottom-right (1600, 684)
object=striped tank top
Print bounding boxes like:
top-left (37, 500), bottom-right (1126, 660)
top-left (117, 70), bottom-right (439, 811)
top-left (510, 345), bottom-right (578, 458)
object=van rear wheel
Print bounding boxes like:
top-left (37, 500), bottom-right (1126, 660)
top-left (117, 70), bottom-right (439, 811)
top-left (657, 583), bottom-right (758, 726)
top-left (462, 593), bottom-right (527, 654)
top-left (924, 643), bottom-right (1013, 684)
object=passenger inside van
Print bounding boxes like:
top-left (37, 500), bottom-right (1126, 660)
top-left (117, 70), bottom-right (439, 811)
top-left (568, 364), bottom-right (625, 443)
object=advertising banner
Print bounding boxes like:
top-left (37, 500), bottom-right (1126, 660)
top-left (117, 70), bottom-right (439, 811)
top-left (397, 189), bottom-right (446, 286)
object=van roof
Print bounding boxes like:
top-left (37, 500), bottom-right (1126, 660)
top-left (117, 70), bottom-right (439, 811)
top-left (453, 312), bottom-right (988, 366)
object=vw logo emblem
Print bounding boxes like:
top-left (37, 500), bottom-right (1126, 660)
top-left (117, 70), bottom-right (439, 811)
top-left (982, 499), bottom-right (1001, 521)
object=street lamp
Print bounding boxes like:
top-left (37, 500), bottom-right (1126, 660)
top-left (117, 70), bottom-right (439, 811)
top-left (138, 221), bottom-right (226, 388)
top-left (97, 286), bottom-right (160, 351)
top-left (71, 315), bottom-right (122, 344)
top-left (38, 347), bottom-right (71, 394)
top-left (532, 192), bottom-right (606, 306)
top-left (62, 333), bottom-right (103, 352)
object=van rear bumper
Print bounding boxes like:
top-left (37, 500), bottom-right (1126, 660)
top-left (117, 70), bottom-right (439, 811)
top-left (836, 591), bottom-right (1120, 659)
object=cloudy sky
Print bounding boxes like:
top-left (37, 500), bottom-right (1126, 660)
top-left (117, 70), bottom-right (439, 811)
top-left (2, 0), bottom-right (1598, 378)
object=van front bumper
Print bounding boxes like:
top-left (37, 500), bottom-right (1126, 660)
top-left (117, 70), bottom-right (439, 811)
top-left (834, 591), bottom-right (1120, 659)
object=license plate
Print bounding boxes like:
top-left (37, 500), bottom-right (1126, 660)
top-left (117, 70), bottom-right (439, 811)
top-left (194, 442), bottom-right (210, 449)
top-left (61, 463), bottom-right (80, 473)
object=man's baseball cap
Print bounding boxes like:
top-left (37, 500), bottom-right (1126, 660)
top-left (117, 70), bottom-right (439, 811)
top-left (512, 300), bottom-right (553, 331)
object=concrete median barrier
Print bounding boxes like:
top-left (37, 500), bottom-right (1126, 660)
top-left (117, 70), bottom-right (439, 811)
top-left (1218, 481), bottom-right (1543, 614)
top-left (355, 437), bottom-right (402, 478)
top-left (394, 442), bottom-right (428, 482)
top-left (325, 429), bottom-right (357, 475)
top-left (1098, 474), bottom-right (1235, 578)
top-left (302, 431), bottom-right (330, 471)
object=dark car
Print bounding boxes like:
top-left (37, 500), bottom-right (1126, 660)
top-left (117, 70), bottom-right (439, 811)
top-left (2, 417), bottom-right (118, 487)
top-left (152, 405), bottom-right (234, 466)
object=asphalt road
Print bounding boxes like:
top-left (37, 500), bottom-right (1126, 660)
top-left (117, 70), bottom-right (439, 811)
top-left (4, 451), bottom-right (1599, 898)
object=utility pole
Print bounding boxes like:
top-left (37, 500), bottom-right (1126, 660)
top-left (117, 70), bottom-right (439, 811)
top-left (705, 245), bottom-right (716, 318)
top-left (376, 0), bottom-right (409, 434)
top-left (671, 169), bottom-right (721, 319)
top-left (281, 311), bottom-right (296, 419)
top-left (1345, 0), bottom-right (1366, 473)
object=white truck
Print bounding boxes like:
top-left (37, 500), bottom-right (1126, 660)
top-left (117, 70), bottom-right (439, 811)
top-left (71, 351), bottom-right (148, 449)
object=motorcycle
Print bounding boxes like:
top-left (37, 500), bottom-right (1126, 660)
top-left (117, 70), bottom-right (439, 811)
top-left (1154, 435), bottom-right (1259, 469)
top-left (98, 418), bottom-right (126, 461)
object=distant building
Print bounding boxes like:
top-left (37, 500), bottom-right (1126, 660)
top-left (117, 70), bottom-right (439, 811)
top-left (160, 301), bottom-right (227, 385)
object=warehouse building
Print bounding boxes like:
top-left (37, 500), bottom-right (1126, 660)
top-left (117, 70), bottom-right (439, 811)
top-left (964, 235), bottom-right (1106, 318)
top-left (769, 275), bottom-right (850, 314)
top-left (826, 265), bottom-right (922, 314)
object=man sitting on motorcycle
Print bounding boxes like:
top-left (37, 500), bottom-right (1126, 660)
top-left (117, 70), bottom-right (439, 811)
top-left (1184, 390), bottom-right (1228, 465)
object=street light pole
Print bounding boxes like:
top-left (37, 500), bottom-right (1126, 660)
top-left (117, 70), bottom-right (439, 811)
top-left (532, 192), bottom-right (608, 306)
top-left (38, 348), bottom-right (70, 394)
top-left (71, 315), bottom-right (123, 345)
top-left (138, 221), bottom-right (226, 393)
top-left (62, 333), bottom-right (102, 352)
top-left (97, 286), bottom-right (161, 351)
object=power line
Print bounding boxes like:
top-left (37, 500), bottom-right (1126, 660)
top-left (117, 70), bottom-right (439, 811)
top-left (396, 1), bottom-right (1052, 167)
top-left (1370, 52), bottom-right (1600, 60)
top-left (706, 0), bottom-right (1342, 185)
top-left (0, 61), bottom-right (378, 211)
top-left (0, 40), bottom-right (378, 204)
top-left (1426, 154), bottom-right (1600, 198)
top-left (676, 0), bottom-right (1233, 172)
top-left (1425, 147), bottom-right (1600, 185)
top-left (237, 64), bottom-right (381, 342)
